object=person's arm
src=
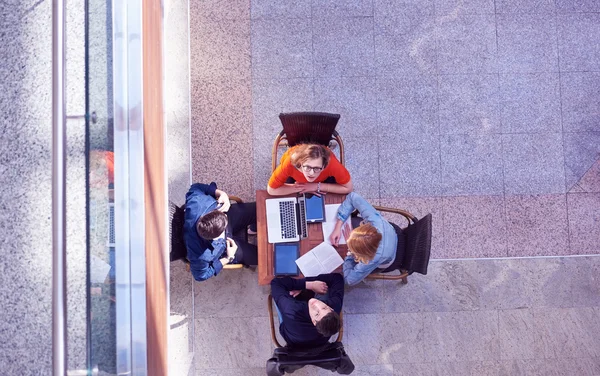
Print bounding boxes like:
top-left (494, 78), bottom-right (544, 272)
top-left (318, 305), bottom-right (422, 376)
top-left (343, 256), bottom-right (382, 286)
top-left (214, 188), bottom-right (231, 212)
top-left (187, 182), bottom-right (217, 198)
top-left (319, 178), bottom-right (353, 195)
top-left (271, 277), bottom-right (307, 314)
top-left (267, 183), bottom-right (303, 196)
top-left (308, 273), bottom-right (344, 312)
top-left (189, 256), bottom-right (223, 282)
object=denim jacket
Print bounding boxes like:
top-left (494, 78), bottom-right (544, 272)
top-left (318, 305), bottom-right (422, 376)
top-left (336, 192), bottom-right (397, 286)
top-left (184, 182), bottom-right (228, 281)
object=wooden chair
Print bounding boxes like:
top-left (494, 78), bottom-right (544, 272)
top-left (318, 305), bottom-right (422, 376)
top-left (272, 112), bottom-right (345, 173)
top-left (365, 208), bottom-right (432, 284)
top-left (169, 197), bottom-right (245, 270)
top-left (266, 294), bottom-right (354, 375)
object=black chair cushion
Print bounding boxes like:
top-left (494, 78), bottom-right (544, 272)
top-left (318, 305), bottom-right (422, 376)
top-left (279, 112), bottom-right (340, 147)
top-left (169, 202), bottom-right (188, 262)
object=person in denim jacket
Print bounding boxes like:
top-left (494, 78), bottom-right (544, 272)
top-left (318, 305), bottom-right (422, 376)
top-left (184, 182), bottom-right (257, 281)
top-left (329, 192), bottom-right (398, 286)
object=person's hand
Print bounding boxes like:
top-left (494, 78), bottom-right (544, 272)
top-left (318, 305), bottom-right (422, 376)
top-left (306, 281), bottom-right (328, 294)
top-left (296, 183), bottom-right (320, 195)
top-left (216, 190), bottom-right (231, 212)
top-left (341, 223), bottom-right (352, 243)
top-left (289, 290), bottom-right (302, 298)
top-left (225, 237), bottom-right (237, 258)
top-left (329, 226), bottom-right (342, 246)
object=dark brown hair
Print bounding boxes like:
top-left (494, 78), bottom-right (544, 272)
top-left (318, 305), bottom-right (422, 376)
top-left (290, 144), bottom-right (330, 169)
top-left (315, 311), bottom-right (341, 337)
top-left (196, 210), bottom-right (228, 239)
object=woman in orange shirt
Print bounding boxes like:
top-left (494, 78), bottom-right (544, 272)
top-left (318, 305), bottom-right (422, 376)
top-left (267, 144), bottom-right (353, 196)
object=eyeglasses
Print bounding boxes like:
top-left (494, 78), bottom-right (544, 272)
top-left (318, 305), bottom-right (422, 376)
top-left (301, 165), bottom-right (323, 174)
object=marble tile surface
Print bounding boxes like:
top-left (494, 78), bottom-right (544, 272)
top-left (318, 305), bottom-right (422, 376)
top-left (312, 0), bottom-right (374, 17)
top-left (251, 18), bottom-right (313, 78)
top-left (190, 0), bottom-right (250, 20)
top-left (556, 0), bottom-right (600, 12)
top-left (435, 14), bottom-right (498, 74)
top-left (563, 132), bottom-right (600, 191)
top-left (375, 0), bottom-right (435, 17)
top-left (499, 73), bottom-right (561, 134)
top-left (560, 72), bottom-right (600, 133)
top-left (558, 13), bottom-right (600, 72)
top-left (312, 15), bottom-right (375, 77)
top-left (504, 194), bottom-right (569, 256)
top-left (190, 18), bottom-right (251, 80)
top-left (498, 309), bottom-right (536, 360)
top-left (344, 136), bottom-right (381, 198)
top-left (440, 134), bottom-right (504, 195)
top-left (379, 134), bottom-right (442, 197)
top-left (496, 14), bottom-right (558, 73)
top-left (251, 0), bottom-right (311, 19)
top-left (567, 193), bottom-right (600, 254)
top-left (434, 0), bottom-right (496, 15)
top-left (438, 74), bottom-right (500, 135)
top-left (502, 133), bottom-right (565, 195)
top-left (374, 12), bottom-right (437, 76)
top-left (442, 196), bottom-right (507, 258)
top-left (496, 0), bottom-right (556, 13)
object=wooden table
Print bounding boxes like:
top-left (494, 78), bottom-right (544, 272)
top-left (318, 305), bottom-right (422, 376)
top-left (256, 190), bottom-right (348, 285)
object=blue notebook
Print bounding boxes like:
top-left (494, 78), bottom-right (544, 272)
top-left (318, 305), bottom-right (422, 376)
top-left (274, 242), bottom-right (300, 276)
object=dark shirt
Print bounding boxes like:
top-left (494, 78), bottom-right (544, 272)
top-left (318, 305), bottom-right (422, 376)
top-left (270, 273), bottom-right (344, 348)
top-left (184, 182), bottom-right (227, 281)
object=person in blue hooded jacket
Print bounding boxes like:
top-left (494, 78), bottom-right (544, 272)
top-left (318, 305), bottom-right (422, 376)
top-left (183, 182), bottom-right (257, 281)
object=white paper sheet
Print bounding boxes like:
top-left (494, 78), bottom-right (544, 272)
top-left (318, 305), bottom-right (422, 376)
top-left (322, 204), bottom-right (350, 245)
top-left (295, 242), bottom-right (343, 277)
top-left (90, 254), bottom-right (112, 284)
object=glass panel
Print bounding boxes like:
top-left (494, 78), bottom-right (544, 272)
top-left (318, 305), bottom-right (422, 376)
top-left (86, 0), bottom-right (116, 373)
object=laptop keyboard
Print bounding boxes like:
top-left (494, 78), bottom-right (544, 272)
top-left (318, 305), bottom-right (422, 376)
top-left (279, 201), bottom-right (297, 239)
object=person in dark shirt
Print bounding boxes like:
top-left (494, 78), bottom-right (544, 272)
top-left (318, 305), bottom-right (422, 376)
top-left (270, 273), bottom-right (344, 348)
top-left (184, 182), bottom-right (258, 281)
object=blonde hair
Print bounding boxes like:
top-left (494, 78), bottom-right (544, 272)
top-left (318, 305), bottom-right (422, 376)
top-left (347, 223), bottom-right (382, 263)
top-left (290, 144), bottom-right (330, 169)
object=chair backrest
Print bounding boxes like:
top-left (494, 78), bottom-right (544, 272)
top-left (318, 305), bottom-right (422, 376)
top-left (400, 213), bottom-right (432, 275)
top-left (169, 201), bottom-right (188, 262)
top-left (278, 112), bottom-right (340, 147)
top-left (266, 342), bottom-right (354, 376)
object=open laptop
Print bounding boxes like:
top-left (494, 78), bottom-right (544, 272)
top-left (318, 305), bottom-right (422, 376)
top-left (266, 194), bottom-right (308, 243)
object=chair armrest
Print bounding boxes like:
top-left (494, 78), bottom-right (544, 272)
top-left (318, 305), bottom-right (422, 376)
top-left (267, 294), bottom-right (284, 348)
top-left (373, 206), bottom-right (417, 224)
top-left (223, 264), bottom-right (244, 270)
top-left (229, 195), bottom-right (243, 204)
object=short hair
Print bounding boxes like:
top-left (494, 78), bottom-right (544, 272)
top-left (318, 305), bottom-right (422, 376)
top-left (290, 144), bottom-right (330, 170)
top-left (347, 223), bottom-right (382, 263)
top-left (315, 311), bottom-right (340, 337)
top-left (196, 210), bottom-right (228, 239)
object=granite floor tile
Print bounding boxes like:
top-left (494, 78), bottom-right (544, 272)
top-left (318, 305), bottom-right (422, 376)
top-left (344, 313), bottom-right (386, 365)
top-left (377, 75), bottom-right (439, 135)
top-left (558, 13), bottom-right (600, 72)
top-left (496, 0), bottom-right (555, 14)
top-left (312, 0), bottom-right (374, 18)
top-left (379, 196), bottom-right (444, 257)
top-left (313, 76), bottom-right (378, 139)
top-left (285, 364), bottom-right (395, 376)
top-left (394, 361), bottom-right (501, 376)
top-left (442, 196), bottom-right (507, 258)
top-left (556, 0), bottom-right (600, 13)
top-left (440, 134), bottom-right (504, 195)
top-left (194, 267), bottom-right (270, 318)
top-left (189, 18), bottom-right (251, 79)
top-left (422, 310), bottom-right (501, 362)
top-left (313, 15), bottom-right (375, 77)
top-left (496, 14), bottom-right (558, 73)
top-left (567, 193), bottom-right (600, 254)
top-left (344, 136), bottom-right (381, 198)
top-left (575, 159), bottom-right (600, 193)
top-left (534, 256), bottom-right (600, 309)
top-left (250, 0), bottom-right (311, 19)
top-left (194, 316), bottom-right (272, 369)
top-left (251, 18), bottom-right (313, 78)
top-left (190, 0), bottom-right (250, 20)
top-left (436, 14), bottom-right (498, 74)
top-left (563, 132), bottom-right (600, 192)
top-left (375, 0), bottom-right (435, 17)
top-left (502, 133), bottom-right (565, 195)
top-left (343, 279), bottom-right (385, 314)
top-left (560, 72), bottom-right (600, 133)
top-left (170, 261), bottom-right (194, 319)
top-left (374, 12), bottom-right (437, 76)
top-left (379, 134), bottom-right (442, 197)
top-left (496, 358), bottom-right (600, 376)
top-left (438, 74), bottom-right (501, 135)
top-left (0, 346), bottom-right (52, 376)
top-left (498, 309), bottom-right (535, 360)
top-left (533, 307), bottom-right (600, 359)
top-left (434, 0), bottom-right (495, 15)
top-left (499, 73), bottom-right (561, 134)
top-left (504, 194), bottom-right (569, 256)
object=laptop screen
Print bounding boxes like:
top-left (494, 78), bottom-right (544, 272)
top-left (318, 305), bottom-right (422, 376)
top-left (274, 243), bottom-right (299, 276)
top-left (305, 194), bottom-right (325, 222)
